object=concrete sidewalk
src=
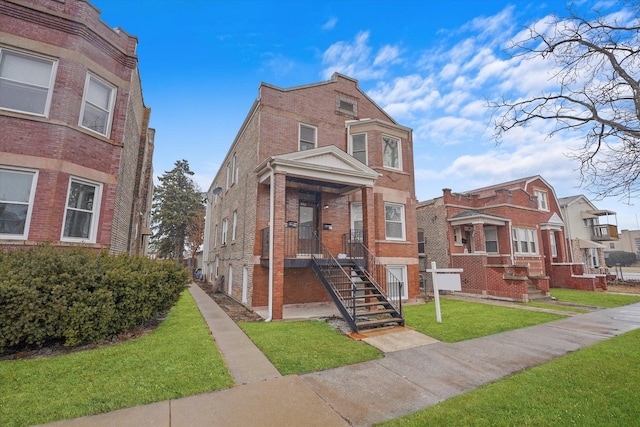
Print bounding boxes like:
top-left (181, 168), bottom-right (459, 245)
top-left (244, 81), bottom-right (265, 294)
top-left (42, 289), bottom-right (640, 427)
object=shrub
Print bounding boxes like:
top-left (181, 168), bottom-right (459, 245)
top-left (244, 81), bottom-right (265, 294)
top-left (607, 251), bottom-right (637, 267)
top-left (0, 245), bottom-right (188, 353)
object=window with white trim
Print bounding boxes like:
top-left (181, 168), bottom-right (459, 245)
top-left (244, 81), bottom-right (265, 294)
top-left (0, 167), bottom-right (38, 239)
top-left (589, 248), bottom-right (600, 268)
top-left (0, 49), bottom-right (57, 116)
top-left (221, 217), bottom-right (228, 245)
top-left (80, 73), bottom-right (116, 136)
top-left (512, 227), bottom-right (538, 255)
top-left (484, 227), bottom-right (498, 253)
top-left (225, 163), bottom-right (231, 190)
top-left (417, 229), bottom-right (425, 255)
top-left (534, 190), bottom-right (549, 211)
top-left (550, 232), bottom-right (558, 257)
top-left (232, 210), bottom-right (237, 242)
top-left (299, 123), bottom-right (316, 151)
top-left (350, 133), bottom-right (367, 164)
top-left (62, 177), bottom-right (102, 242)
top-left (231, 154), bottom-right (237, 185)
top-left (382, 135), bottom-right (401, 170)
top-left (384, 202), bottom-right (405, 240)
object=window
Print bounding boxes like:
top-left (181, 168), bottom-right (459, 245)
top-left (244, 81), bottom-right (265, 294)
top-left (387, 265), bottom-right (408, 299)
top-left (80, 73), bottom-right (116, 136)
top-left (589, 248), bottom-right (600, 268)
top-left (231, 154), bottom-right (237, 185)
top-left (350, 133), bottom-right (367, 164)
top-left (299, 123), bottom-right (316, 151)
top-left (417, 229), bottom-right (425, 255)
top-left (453, 226), bottom-right (462, 246)
top-left (512, 227), bottom-right (538, 255)
top-left (232, 210), bottom-right (237, 242)
top-left (484, 227), bottom-right (498, 253)
top-left (228, 264), bottom-right (233, 295)
top-left (214, 224), bottom-right (218, 248)
top-left (225, 163), bottom-right (231, 190)
top-left (62, 178), bottom-right (101, 242)
top-left (384, 202), bottom-right (405, 240)
top-left (550, 232), bottom-right (558, 257)
top-left (0, 49), bottom-right (56, 116)
top-left (382, 135), bottom-right (401, 170)
top-left (0, 167), bottom-right (38, 239)
top-left (221, 217), bottom-right (228, 245)
top-left (350, 202), bottom-right (363, 241)
top-left (534, 190), bottom-right (548, 211)
top-left (609, 242), bottom-right (615, 249)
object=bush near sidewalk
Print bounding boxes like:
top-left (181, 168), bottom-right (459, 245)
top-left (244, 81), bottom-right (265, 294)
top-left (0, 245), bottom-right (188, 354)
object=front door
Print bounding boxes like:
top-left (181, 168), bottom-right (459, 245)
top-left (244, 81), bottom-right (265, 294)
top-left (298, 191), bottom-right (319, 255)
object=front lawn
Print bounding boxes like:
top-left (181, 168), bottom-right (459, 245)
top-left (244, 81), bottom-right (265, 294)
top-left (379, 327), bottom-right (640, 426)
top-left (0, 292), bottom-right (233, 427)
top-left (404, 298), bottom-right (566, 342)
top-left (550, 288), bottom-right (640, 307)
top-left (239, 320), bottom-right (382, 375)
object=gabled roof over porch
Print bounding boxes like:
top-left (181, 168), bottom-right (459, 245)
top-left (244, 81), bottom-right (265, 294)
top-left (448, 210), bottom-right (508, 226)
top-left (255, 145), bottom-right (381, 194)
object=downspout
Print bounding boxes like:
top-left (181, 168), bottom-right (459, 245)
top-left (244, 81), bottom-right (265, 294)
top-left (266, 161), bottom-right (275, 322)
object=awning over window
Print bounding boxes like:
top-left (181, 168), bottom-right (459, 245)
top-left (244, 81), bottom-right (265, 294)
top-left (577, 238), bottom-right (606, 249)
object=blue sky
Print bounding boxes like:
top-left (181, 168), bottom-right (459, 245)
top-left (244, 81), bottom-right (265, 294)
top-left (91, 0), bottom-right (639, 230)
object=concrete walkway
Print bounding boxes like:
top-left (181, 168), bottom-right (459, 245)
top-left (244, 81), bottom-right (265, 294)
top-left (42, 287), bottom-right (640, 427)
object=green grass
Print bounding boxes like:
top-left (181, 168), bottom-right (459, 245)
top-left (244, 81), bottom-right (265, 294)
top-left (0, 291), bottom-right (233, 427)
top-left (404, 298), bottom-right (566, 342)
top-left (239, 320), bottom-right (382, 375)
top-left (524, 301), bottom-right (590, 313)
top-left (551, 288), bottom-right (640, 308)
top-left (378, 327), bottom-right (640, 426)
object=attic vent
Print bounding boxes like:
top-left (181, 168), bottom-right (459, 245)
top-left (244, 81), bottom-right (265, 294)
top-left (336, 95), bottom-right (357, 116)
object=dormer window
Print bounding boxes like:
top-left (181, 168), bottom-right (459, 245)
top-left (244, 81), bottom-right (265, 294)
top-left (534, 190), bottom-right (548, 211)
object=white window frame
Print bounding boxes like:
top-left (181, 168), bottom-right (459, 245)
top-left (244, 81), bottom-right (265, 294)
top-left (79, 73), bottom-right (116, 137)
top-left (0, 48), bottom-right (57, 116)
top-left (484, 226), bottom-right (499, 253)
top-left (231, 154), bottom-right (237, 185)
top-left (61, 177), bottom-right (102, 243)
top-left (453, 226), bottom-right (462, 246)
top-left (232, 210), bottom-right (237, 242)
top-left (299, 123), bottom-right (317, 151)
top-left (228, 264), bottom-right (233, 295)
top-left (349, 133), bottom-right (368, 164)
top-left (550, 232), bottom-right (558, 258)
top-left (226, 163), bottom-right (231, 190)
top-left (221, 217), bottom-right (228, 245)
top-left (382, 135), bottom-right (402, 170)
top-left (214, 224), bottom-right (218, 248)
top-left (589, 248), bottom-right (600, 268)
top-left (0, 166), bottom-right (38, 240)
top-left (534, 190), bottom-right (549, 211)
top-left (512, 227), bottom-right (538, 255)
top-left (387, 265), bottom-right (408, 299)
top-left (384, 202), bottom-right (406, 241)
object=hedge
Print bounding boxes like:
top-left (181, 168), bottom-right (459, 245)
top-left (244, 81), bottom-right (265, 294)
top-left (0, 245), bottom-right (188, 354)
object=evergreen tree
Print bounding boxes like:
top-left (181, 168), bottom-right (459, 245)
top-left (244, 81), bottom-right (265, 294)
top-left (151, 160), bottom-right (203, 263)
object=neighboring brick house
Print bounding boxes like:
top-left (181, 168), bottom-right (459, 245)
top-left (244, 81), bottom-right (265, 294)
top-left (417, 176), bottom-right (606, 301)
top-left (203, 73), bottom-right (419, 330)
top-left (558, 195), bottom-right (618, 273)
top-left (0, 0), bottom-right (154, 255)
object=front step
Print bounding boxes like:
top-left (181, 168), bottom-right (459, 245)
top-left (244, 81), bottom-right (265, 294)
top-left (527, 285), bottom-right (552, 301)
top-left (356, 317), bottom-right (404, 329)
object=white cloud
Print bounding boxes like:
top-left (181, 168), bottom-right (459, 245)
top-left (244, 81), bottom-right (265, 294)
top-left (321, 17), bottom-right (338, 31)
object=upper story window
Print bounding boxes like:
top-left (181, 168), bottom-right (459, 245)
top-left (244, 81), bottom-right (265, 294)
top-left (534, 190), bottom-right (548, 211)
top-left (512, 227), bottom-right (538, 255)
top-left (0, 49), bottom-right (57, 116)
top-left (0, 167), bottom-right (38, 240)
top-left (231, 154), bottom-right (237, 185)
top-left (384, 202), bottom-right (406, 241)
top-left (336, 95), bottom-right (357, 116)
top-left (80, 73), bottom-right (116, 137)
top-left (62, 177), bottom-right (102, 243)
top-left (417, 229), bottom-right (425, 255)
top-left (221, 217), bottom-right (228, 245)
top-left (299, 123), bottom-right (317, 151)
top-left (350, 133), bottom-right (367, 164)
top-left (453, 226), bottom-right (462, 246)
top-left (382, 135), bottom-right (401, 170)
top-left (232, 210), bottom-right (238, 242)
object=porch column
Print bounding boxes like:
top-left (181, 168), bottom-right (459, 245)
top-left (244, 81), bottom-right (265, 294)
top-left (473, 222), bottom-right (485, 252)
top-left (362, 186), bottom-right (376, 250)
top-left (271, 172), bottom-right (286, 320)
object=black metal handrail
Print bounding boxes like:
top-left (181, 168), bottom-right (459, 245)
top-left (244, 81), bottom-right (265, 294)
top-left (343, 230), bottom-right (403, 316)
top-left (311, 234), bottom-right (359, 330)
top-left (261, 226), bottom-right (321, 259)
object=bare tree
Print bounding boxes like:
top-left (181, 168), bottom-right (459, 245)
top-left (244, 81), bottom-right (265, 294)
top-left (491, 2), bottom-right (640, 200)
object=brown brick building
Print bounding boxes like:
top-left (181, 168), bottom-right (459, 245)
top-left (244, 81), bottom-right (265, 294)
top-left (203, 73), bottom-right (419, 330)
top-left (0, 0), bottom-right (154, 255)
top-left (417, 176), bottom-right (607, 301)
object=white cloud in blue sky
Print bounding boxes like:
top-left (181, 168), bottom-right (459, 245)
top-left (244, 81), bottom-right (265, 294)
top-left (91, 0), bottom-right (638, 230)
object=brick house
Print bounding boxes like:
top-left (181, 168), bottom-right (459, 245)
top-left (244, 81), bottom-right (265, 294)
top-left (203, 73), bottom-right (419, 331)
top-left (559, 195), bottom-right (618, 273)
top-left (417, 176), bottom-right (606, 301)
top-left (0, 0), bottom-right (154, 255)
